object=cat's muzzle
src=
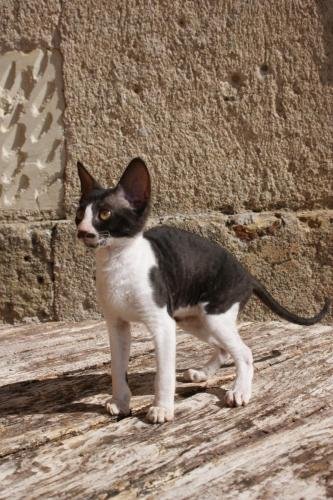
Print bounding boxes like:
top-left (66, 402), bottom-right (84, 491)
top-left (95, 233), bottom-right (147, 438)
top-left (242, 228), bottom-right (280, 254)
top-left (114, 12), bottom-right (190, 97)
top-left (77, 230), bottom-right (98, 248)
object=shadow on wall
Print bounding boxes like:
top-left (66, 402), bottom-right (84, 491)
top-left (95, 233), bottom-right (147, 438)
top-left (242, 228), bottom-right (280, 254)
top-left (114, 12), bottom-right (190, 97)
top-left (317, 0), bottom-right (333, 85)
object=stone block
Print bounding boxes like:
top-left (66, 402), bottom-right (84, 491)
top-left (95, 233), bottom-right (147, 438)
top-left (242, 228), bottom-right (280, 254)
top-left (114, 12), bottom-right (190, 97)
top-left (0, 49), bottom-right (65, 219)
top-left (52, 221), bottom-right (100, 322)
top-left (49, 210), bottom-right (332, 324)
top-left (0, 1), bottom-right (332, 326)
top-left (1, 211), bottom-right (331, 324)
top-left (0, 1), bottom-right (61, 51)
top-left (61, 1), bottom-right (333, 217)
top-left (0, 222), bottom-right (54, 322)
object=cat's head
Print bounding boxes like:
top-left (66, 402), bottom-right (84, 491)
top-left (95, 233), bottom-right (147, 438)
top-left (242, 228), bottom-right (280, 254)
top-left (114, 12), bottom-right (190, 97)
top-left (76, 157), bottom-right (151, 248)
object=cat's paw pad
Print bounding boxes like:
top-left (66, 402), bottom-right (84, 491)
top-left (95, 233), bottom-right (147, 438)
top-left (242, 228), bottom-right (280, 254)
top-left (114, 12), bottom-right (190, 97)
top-left (183, 368), bottom-right (208, 383)
top-left (105, 398), bottom-right (131, 417)
top-left (224, 388), bottom-right (251, 407)
top-left (146, 406), bottom-right (174, 424)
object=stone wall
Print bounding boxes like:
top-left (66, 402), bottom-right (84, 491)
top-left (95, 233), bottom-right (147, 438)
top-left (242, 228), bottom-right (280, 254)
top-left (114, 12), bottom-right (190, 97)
top-left (0, 0), bottom-right (332, 323)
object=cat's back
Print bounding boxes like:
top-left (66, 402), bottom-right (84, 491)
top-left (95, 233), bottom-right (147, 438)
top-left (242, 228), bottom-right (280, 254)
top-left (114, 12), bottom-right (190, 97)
top-left (145, 225), bottom-right (250, 285)
top-left (144, 225), bottom-right (252, 314)
top-left (144, 225), bottom-right (232, 263)
top-left (144, 225), bottom-right (251, 279)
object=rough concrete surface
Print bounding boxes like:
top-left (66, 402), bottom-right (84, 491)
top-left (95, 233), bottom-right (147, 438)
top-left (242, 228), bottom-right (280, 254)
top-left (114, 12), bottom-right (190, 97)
top-left (0, 0), bottom-right (332, 323)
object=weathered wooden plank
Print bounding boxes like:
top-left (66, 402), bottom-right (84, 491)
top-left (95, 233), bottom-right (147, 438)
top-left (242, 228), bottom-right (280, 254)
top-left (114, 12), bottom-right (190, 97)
top-left (158, 412), bottom-right (333, 500)
top-left (1, 319), bottom-right (330, 384)
top-left (0, 321), bottom-right (331, 457)
top-left (0, 320), bottom-right (332, 499)
top-left (0, 320), bottom-right (110, 384)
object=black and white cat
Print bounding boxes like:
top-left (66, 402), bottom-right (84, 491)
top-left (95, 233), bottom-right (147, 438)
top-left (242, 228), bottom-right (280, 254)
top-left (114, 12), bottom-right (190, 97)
top-left (76, 157), bottom-right (330, 424)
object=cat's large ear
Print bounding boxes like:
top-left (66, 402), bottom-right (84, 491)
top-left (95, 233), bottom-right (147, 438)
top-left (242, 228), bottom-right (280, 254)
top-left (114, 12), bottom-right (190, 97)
top-left (77, 161), bottom-right (101, 196)
top-left (117, 157), bottom-right (151, 210)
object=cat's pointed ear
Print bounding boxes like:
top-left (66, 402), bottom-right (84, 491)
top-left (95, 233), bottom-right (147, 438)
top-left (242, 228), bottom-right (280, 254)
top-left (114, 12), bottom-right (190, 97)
top-left (77, 161), bottom-right (101, 196)
top-left (117, 157), bottom-right (151, 210)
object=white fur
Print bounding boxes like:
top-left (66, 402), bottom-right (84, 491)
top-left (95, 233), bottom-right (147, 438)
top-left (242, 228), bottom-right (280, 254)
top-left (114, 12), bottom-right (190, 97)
top-left (203, 304), bottom-right (253, 407)
top-left (93, 234), bottom-right (253, 422)
top-left (96, 234), bottom-right (176, 422)
top-left (96, 234), bottom-right (157, 322)
top-left (77, 204), bottom-right (97, 237)
top-left (178, 302), bottom-right (253, 406)
top-left (183, 348), bottom-right (229, 382)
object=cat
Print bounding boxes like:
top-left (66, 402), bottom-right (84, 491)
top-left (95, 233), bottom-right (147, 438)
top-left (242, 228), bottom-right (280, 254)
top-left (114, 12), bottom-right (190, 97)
top-left (76, 157), bottom-right (330, 424)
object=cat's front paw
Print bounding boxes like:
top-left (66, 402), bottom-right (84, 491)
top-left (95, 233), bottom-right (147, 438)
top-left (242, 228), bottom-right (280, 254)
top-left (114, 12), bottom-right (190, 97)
top-left (146, 406), bottom-right (174, 424)
top-left (224, 387), bottom-right (251, 407)
top-left (105, 398), bottom-right (131, 417)
top-left (183, 368), bottom-right (208, 382)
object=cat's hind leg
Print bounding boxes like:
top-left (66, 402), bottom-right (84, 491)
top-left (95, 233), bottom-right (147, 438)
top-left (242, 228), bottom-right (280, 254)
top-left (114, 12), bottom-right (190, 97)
top-left (179, 313), bottom-right (229, 383)
top-left (183, 348), bottom-right (229, 382)
top-left (204, 303), bottom-right (253, 407)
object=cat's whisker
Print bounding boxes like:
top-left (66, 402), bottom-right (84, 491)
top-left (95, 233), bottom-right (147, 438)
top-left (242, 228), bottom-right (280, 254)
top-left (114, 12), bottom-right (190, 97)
top-left (98, 236), bottom-right (112, 247)
top-left (97, 230), bottom-right (112, 247)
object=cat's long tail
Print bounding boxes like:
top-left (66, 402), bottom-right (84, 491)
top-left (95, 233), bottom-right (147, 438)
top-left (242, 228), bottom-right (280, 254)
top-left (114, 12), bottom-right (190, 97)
top-left (253, 281), bottom-right (331, 325)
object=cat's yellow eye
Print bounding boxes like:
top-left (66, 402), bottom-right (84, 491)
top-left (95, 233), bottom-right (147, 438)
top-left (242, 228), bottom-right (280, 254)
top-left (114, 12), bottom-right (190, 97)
top-left (76, 208), bottom-right (84, 220)
top-left (99, 209), bottom-right (112, 221)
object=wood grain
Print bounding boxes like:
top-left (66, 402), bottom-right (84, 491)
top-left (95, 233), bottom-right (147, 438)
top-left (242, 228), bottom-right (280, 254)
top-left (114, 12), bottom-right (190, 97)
top-left (0, 320), bottom-right (332, 499)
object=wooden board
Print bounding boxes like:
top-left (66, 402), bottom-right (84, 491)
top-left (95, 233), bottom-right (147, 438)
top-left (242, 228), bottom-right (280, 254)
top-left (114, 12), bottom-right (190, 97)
top-left (0, 319), bottom-right (332, 499)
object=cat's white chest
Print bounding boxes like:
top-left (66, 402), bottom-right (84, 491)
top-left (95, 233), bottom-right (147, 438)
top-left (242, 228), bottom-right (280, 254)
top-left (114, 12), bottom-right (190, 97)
top-left (95, 236), bottom-right (156, 322)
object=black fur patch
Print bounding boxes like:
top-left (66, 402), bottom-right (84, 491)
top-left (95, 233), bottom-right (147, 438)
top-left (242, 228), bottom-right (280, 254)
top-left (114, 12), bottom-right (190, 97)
top-left (145, 226), bottom-right (253, 316)
top-left (149, 266), bottom-right (168, 309)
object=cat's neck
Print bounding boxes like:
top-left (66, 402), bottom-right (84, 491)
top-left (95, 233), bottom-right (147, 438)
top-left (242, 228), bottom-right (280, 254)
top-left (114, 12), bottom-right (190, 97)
top-left (95, 232), bottom-right (145, 264)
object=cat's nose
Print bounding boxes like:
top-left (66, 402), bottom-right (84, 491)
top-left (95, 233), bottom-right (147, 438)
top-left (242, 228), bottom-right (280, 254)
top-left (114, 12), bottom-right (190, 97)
top-left (77, 230), bottom-right (96, 239)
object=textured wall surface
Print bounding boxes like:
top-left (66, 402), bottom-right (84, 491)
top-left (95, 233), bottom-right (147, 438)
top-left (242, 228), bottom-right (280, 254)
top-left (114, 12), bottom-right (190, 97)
top-left (62, 0), bottom-right (333, 216)
top-left (0, 222), bottom-right (55, 322)
top-left (0, 49), bottom-right (65, 216)
top-left (0, 0), bottom-right (332, 323)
